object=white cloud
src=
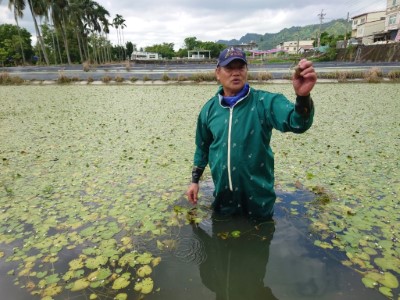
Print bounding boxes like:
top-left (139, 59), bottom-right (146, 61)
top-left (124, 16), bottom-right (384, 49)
top-left (0, 0), bottom-right (386, 50)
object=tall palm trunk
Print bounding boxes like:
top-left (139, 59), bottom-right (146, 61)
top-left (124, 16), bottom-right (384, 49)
top-left (13, 15), bottom-right (26, 64)
top-left (60, 12), bottom-right (71, 65)
top-left (27, 0), bottom-right (49, 65)
top-left (75, 29), bottom-right (84, 63)
top-left (50, 26), bottom-right (57, 64)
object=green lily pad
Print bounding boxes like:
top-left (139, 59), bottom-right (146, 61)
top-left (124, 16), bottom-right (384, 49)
top-left (378, 272), bottom-right (399, 289)
top-left (136, 252), bottom-right (153, 264)
top-left (134, 277), bottom-right (154, 294)
top-left (112, 276), bottom-right (130, 290)
top-left (361, 277), bottom-right (377, 288)
top-left (118, 253), bottom-right (137, 267)
top-left (45, 274), bottom-right (60, 284)
top-left (70, 278), bottom-right (90, 292)
top-left (69, 258), bottom-right (84, 270)
top-left (137, 265), bottom-right (152, 277)
top-left (378, 286), bottom-right (393, 298)
top-left (114, 293), bottom-right (128, 300)
top-left (85, 256), bottom-right (108, 269)
top-left (231, 231), bottom-right (241, 238)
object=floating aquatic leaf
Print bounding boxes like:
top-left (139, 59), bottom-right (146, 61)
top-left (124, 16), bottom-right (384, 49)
top-left (85, 256), bottom-right (108, 269)
top-left (112, 276), bottom-right (130, 290)
top-left (68, 258), bottom-right (84, 270)
top-left (230, 231), bottom-right (241, 238)
top-left (134, 277), bottom-right (154, 294)
top-left (70, 278), bottom-right (90, 292)
top-left (42, 284), bottom-right (62, 297)
top-left (378, 272), bottom-right (399, 289)
top-left (36, 271), bottom-right (48, 279)
top-left (118, 253), bottom-right (137, 268)
top-left (378, 286), bottom-right (393, 298)
top-left (120, 236), bottom-right (132, 246)
top-left (82, 247), bottom-right (99, 256)
top-left (314, 240), bottom-right (333, 249)
top-left (114, 293), bottom-right (128, 300)
top-left (374, 257), bottom-right (400, 272)
top-left (89, 294), bottom-right (98, 300)
top-left (136, 252), bottom-right (153, 264)
top-left (151, 257), bottom-right (161, 267)
top-left (45, 274), bottom-right (60, 285)
top-left (217, 232), bottom-right (229, 240)
top-left (137, 265), bottom-right (152, 277)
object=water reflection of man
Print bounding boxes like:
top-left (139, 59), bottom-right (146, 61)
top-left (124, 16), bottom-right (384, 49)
top-left (193, 216), bottom-right (278, 300)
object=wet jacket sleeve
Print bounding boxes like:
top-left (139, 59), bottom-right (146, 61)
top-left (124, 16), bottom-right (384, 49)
top-left (266, 93), bottom-right (314, 133)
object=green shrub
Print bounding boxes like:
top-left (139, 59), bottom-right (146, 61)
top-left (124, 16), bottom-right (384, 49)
top-left (142, 75), bottom-right (151, 82)
top-left (87, 77), bottom-right (94, 84)
top-left (130, 77), bottom-right (138, 82)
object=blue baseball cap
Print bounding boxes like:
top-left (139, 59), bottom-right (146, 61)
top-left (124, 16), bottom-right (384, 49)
top-left (217, 47), bottom-right (247, 67)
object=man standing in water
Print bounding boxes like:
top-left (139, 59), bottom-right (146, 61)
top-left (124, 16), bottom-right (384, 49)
top-left (187, 47), bottom-right (317, 220)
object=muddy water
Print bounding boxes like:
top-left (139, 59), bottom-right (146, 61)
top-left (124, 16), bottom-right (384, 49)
top-left (145, 190), bottom-right (386, 300)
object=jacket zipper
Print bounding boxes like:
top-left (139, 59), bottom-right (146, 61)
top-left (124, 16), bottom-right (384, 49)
top-left (228, 108), bottom-right (233, 191)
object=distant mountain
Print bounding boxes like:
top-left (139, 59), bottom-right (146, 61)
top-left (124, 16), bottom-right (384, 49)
top-left (217, 19), bottom-right (351, 50)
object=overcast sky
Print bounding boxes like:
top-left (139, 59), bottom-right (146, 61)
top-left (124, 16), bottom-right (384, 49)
top-left (0, 0), bottom-right (386, 50)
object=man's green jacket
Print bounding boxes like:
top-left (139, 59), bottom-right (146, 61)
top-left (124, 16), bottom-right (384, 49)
top-left (193, 85), bottom-right (314, 219)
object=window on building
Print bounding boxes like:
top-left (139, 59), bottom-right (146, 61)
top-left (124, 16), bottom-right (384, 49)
top-left (392, 0), bottom-right (397, 6)
top-left (389, 14), bottom-right (397, 25)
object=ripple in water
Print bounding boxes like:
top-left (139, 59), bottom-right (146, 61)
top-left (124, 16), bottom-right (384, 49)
top-left (173, 235), bottom-right (207, 265)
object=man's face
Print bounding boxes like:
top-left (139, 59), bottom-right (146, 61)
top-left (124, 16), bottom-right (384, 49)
top-left (216, 60), bottom-right (248, 96)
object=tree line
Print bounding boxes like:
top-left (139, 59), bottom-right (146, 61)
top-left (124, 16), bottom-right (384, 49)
top-left (0, 0), bottom-right (227, 67)
top-left (0, 0), bottom-right (129, 66)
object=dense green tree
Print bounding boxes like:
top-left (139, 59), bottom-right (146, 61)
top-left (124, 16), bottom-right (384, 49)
top-left (0, 23), bottom-right (33, 65)
top-left (7, 0), bottom-right (27, 64)
top-left (126, 41), bottom-right (134, 58)
top-left (176, 37), bottom-right (225, 59)
top-left (145, 43), bottom-right (175, 59)
top-left (183, 36), bottom-right (201, 50)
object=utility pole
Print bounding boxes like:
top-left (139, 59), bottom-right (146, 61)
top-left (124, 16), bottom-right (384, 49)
top-left (344, 12), bottom-right (350, 48)
top-left (317, 9), bottom-right (326, 48)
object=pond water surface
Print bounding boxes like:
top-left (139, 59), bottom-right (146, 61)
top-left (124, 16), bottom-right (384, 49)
top-left (1, 85), bottom-right (398, 300)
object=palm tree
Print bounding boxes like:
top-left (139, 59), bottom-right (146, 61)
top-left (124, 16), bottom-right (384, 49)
top-left (113, 14), bottom-right (126, 60)
top-left (27, 0), bottom-right (50, 65)
top-left (48, 0), bottom-right (72, 65)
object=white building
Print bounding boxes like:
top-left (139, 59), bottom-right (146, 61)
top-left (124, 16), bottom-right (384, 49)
top-left (385, 0), bottom-right (400, 40)
top-left (131, 51), bottom-right (161, 60)
top-left (277, 40), bottom-right (314, 54)
top-left (351, 11), bottom-right (386, 44)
